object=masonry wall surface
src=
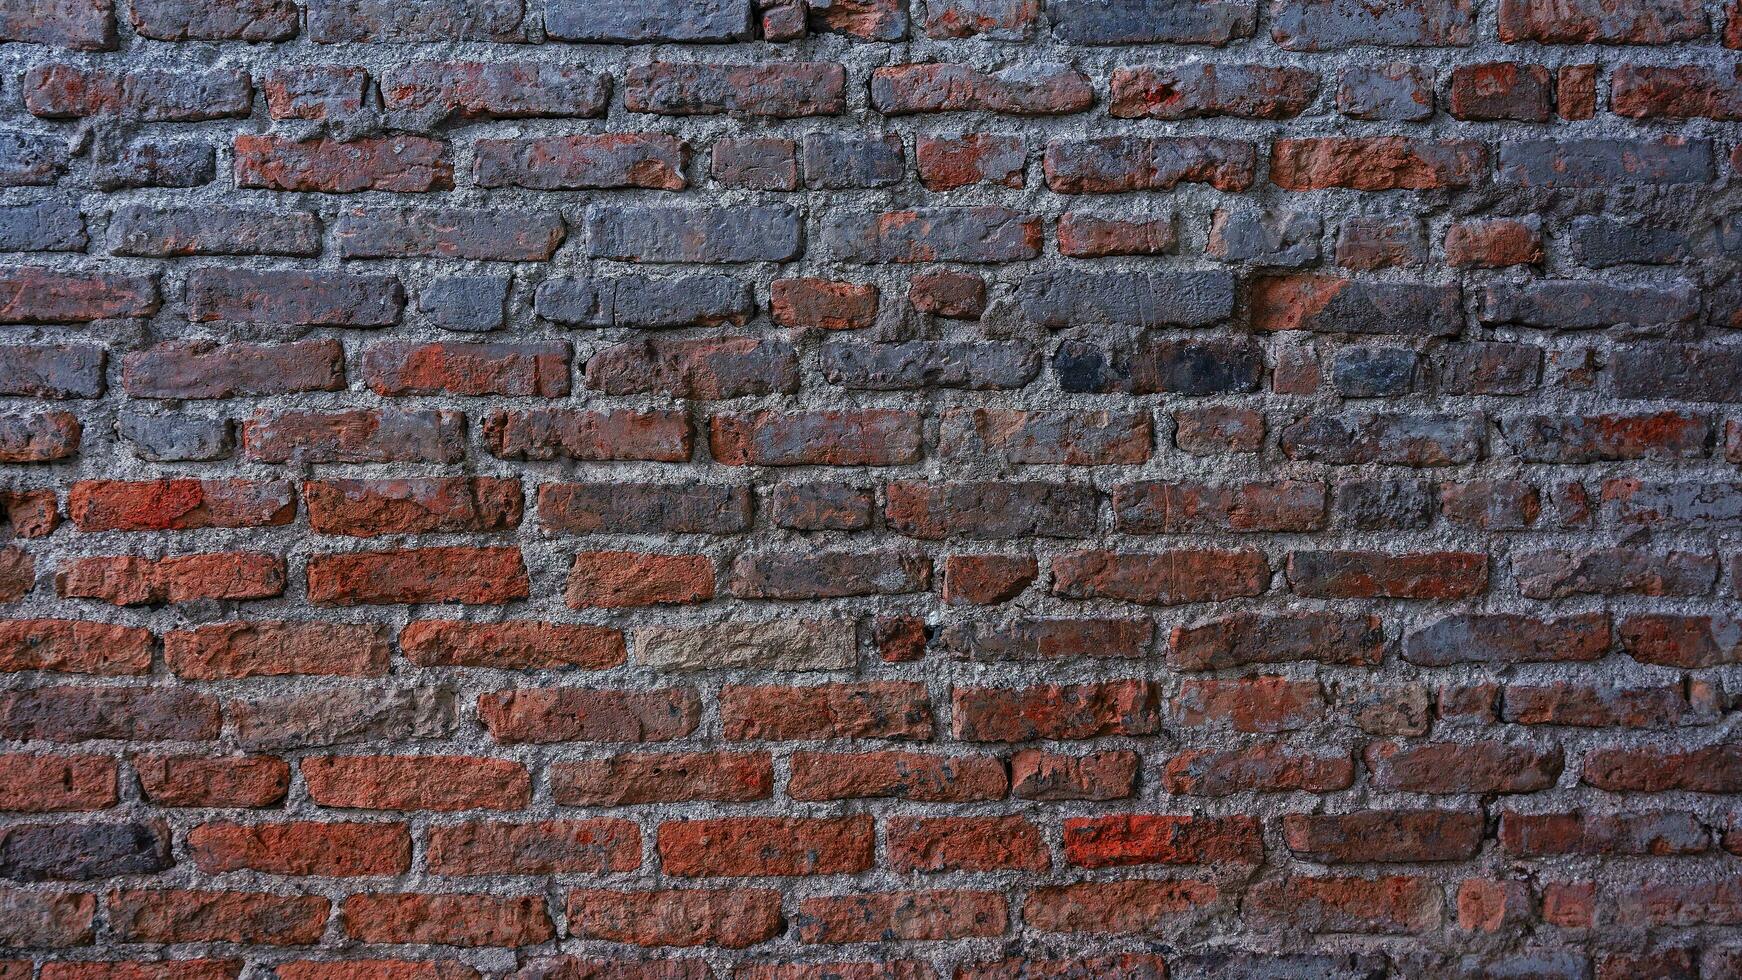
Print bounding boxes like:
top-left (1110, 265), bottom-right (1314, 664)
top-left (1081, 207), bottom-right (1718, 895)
top-left (0, 0), bottom-right (1740, 976)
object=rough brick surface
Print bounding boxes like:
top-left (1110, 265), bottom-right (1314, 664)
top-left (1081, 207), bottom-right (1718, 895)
top-left (0, 1), bottom-right (1740, 975)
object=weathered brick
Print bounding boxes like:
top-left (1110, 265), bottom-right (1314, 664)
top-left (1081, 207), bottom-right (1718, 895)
top-left (1282, 412), bottom-right (1482, 466)
top-left (484, 408), bottom-right (690, 462)
top-left (822, 342), bottom-right (1039, 390)
top-left (25, 65), bottom-right (250, 121)
top-left (545, 0), bottom-right (753, 42)
top-left (711, 409), bottom-right (921, 466)
top-left (586, 204), bottom-right (800, 262)
top-left (1337, 62), bottom-right (1434, 119)
top-left (636, 620), bottom-right (853, 671)
top-left (427, 820), bottom-right (640, 875)
top-left (1017, 270), bottom-right (1235, 327)
top-left (308, 0), bottom-right (522, 41)
top-left (552, 753), bottom-right (771, 805)
top-left (109, 205), bottom-right (320, 257)
top-left (244, 409), bottom-right (464, 464)
top-left (872, 63), bottom-right (1091, 115)
top-left (1498, 0), bottom-right (1704, 42)
top-left (586, 335), bottom-right (798, 398)
top-left (1112, 64), bottom-right (1318, 118)
top-left (1051, 0), bottom-right (1255, 43)
top-left (1514, 546), bottom-right (1716, 598)
top-left (826, 206), bottom-right (1040, 263)
top-left (335, 207), bottom-right (564, 261)
top-left (916, 135), bottom-right (1025, 190)
top-left (627, 62), bottom-right (845, 116)
top-left (308, 548), bottom-right (529, 606)
top-left (361, 342), bottom-right (570, 397)
top-left (1498, 138), bottom-right (1712, 187)
top-left (564, 889), bottom-right (779, 948)
top-left (0, 266), bottom-right (157, 323)
top-left (658, 815), bottom-right (874, 876)
top-left (539, 482), bottom-right (751, 535)
top-left (341, 893), bottom-right (553, 947)
top-left (1288, 550), bottom-right (1487, 598)
top-left (234, 135), bottom-right (453, 193)
top-left (1270, 137), bottom-right (1486, 189)
top-left (58, 553), bottom-right (283, 606)
top-left (1273, 0), bottom-right (1472, 47)
top-left (131, 0), bottom-right (295, 40)
top-left (188, 268), bottom-right (401, 326)
top-left (1045, 136), bottom-right (1256, 192)
top-left (474, 134), bottom-right (686, 190)
top-left (110, 889), bottom-right (329, 945)
top-left (382, 62), bottom-right (609, 119)
top-left (721, 681), bottom-right (932, 740)
top-left (886, 481), bottom-right (1098, 539)
top-left (567, 551), bottom-right (714, 608)
top-left (1056, 337), bottom-right (1264, 396)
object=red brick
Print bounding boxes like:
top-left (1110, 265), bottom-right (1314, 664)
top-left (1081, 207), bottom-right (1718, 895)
top-left (657, 816), bottom-right (874, 876)
top-left (1168, 677), bottom-right (1324, 732)
top-left (916, 135), bottom-right (1025, 190)
top-left (304, 478), bottom-right (521, 537)
top-left (1366, 741), bottom-right (1564, 793)
top-left (1023, 880), bottom-right (1220, 934)
top-left (57, 553), bottom-right (284, 605)
top-left (300, 755), bottom-right (531, 811)
top-left (1270, 138), bottom-right (1486, 190)
top-left (1162, 743), bottom-right (1355, 796)
top-left (109, 889), bottom-right (329, 945)
top-left (188, 821), bottom-right (410, 876)
top-left (341, 893), bottom-right (554, 947)
top-left (362, 341), bottom-right (570, 397)
top-left (952, 681), bottom-right (1160, 741)
top-left (794, 891), bottom-right (1008, 943)
top-left (307, 547), bottom-right (529, 605)
top-left (788, 751), bottom-right (1007, 802)
top-left (427, 820), bottom-right (640, 875)
top-left (1287, 550), bottom-right (1488, 598)
top-left (126, 340), bottom-right (346, 395)
top-left (566, 551), bottom-right (714, 608)
top-left (0, 753), bottom-right (116, 811)
top-left (68, 479), bottom-right (293, 532)
top-left (1057, 212), bottom-right (1176, 256)
top-left (1050, 549), bottom-right (1270, 604)
top-left (234, 135), bottom-right (453, 192)
top-left (771, 277), bottom-right (879, 330)
top-left (1010, 749), bottom-right (1137, 800)
top-left (0, 619), bottom-right (154, 675)
top-left (478, 687), bottom-right (701, 744)
top-left (887, 816), bottom-right (1049, 872)
top-left (134, 754), bottom-right (289, 808)
top-left (399, 620), bottom-right (625, 670)
top-left (1581, 744), bottom-right (1742, 792)
top-left (942, 554), bottom-right (1037, 605)
top-left (722, 681), bottom-right (933, 740)
top-left (1283, 810), bottom-right (1485, 862)
top-left (551, 752), bottom-right (772, 805)
top-left (1063, 814), bottom-right (1263, 867)
top-left (565, 889), bottom-right (781, 948)
top-left (164, 621), bottom-right (388, 680)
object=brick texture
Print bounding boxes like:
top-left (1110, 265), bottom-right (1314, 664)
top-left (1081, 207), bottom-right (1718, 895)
top-left (0, 0), bottom-right (1740, 975)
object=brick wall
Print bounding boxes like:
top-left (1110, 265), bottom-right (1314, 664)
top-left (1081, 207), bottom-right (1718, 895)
top-left (0, 0), bottom-right (1740, 975)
